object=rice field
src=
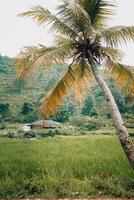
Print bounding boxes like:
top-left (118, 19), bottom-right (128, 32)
top-left (0, 135), bottom-right (134, 198)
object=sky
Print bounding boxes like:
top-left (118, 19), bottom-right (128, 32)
top-left (0, 0), bottom-right (134, 65)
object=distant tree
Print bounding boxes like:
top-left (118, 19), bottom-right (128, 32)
top-left (0, 55), bottom-right (14, 73)
top-left (21, 102), bottom-right (33, 115)
top-left (11, 79), bottom-right (25, 93)
top-left (81, 96), bottom-right (94, 116)
top-left (0, 103), bottom-right (10, 129)
top-left (20, 102), bottom-right (38, 123)
top-left (54, 101), bottom-right (76, 122)
top-left (0, 103), bottom-right (10, 118)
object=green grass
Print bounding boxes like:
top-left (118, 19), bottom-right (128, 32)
top-left (0, 136), bottom-right (134, 198)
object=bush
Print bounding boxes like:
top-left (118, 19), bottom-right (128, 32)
top-left (37, 130), bottom-right (56, 138)
top-left (0, 122), bottom-right (6, 130)
top-left (6, 130), bottom-right (18, 138)
top-left (69, 116), bottom-right (103, 131)
top-left (124, 117), bottom-right (134, 128)
top-left (5, 129), bottom-right (56, 139)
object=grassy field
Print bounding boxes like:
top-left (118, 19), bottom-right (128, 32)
top-left (0, 136), bottom-right (134, 198)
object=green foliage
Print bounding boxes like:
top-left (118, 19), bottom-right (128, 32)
top-left (0, 136), bottom-right (134, 198)
top-left (81, 96), bottom-right (94, 116)
top-left (54, 99), bottom-right (76, 122)
top-left (0, 103), bottom-right (10, 118)
top-left (125, 117), bottom-right (134, 129)
top-left (0, 121), bottom-right (6, 130)
top-left (69, 115), bottom-right (103, 131)
top-left (0, 55), bottom-right (67, 123)
top-left (20, 113), bottom-right (38, 123)
top-left (6, 129), bottom-right (56, 139)
top-left (0, 54), bottom-right (133, 127)
top-left (0, 103), bottom-right (11, 129)
top-left (0, 55), bottom-right (13, 74)
top-left (19, 102), bottom-right (38, 123)
top-left (21, 102), bottom-right (33, 115)
top-left (80, 80), bottom-right (134, 128)
top-left (11, 79), bottom-right (26, 94)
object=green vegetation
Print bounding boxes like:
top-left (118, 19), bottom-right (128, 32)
top-left (0, 55), bottom-right (134, 130)
top-left (0, 55), bottom-right (67, 124)
top-left (69, 116), bottom-right (103, 131)
top-left (0, 136), bottom-right (134, 198)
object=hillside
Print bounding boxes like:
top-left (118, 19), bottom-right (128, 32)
top-left (0, 55), bottom-right (67, 119)
top-left (0, 54), bottom-right (134, 129)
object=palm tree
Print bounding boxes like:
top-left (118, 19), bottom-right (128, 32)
top-left (16, 0), bottom-right (134, 168)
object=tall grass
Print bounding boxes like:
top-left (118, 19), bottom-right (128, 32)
top-left (0, 136), bottom-right (134, 198)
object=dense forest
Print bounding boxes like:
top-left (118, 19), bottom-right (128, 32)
top-left (0, 54), bottom-right (134, 130)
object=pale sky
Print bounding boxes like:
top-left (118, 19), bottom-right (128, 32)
top-left (0, 0), bottom-right (134, 65)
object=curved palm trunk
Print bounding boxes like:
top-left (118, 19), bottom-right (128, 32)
top-left (88, 56), bottom-right (134, 169)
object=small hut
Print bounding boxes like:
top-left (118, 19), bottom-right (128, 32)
top-left (30, 120), bottom-right (61, 130)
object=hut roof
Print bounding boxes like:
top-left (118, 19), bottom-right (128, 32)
top-left (31, 120), bottom-right (61, 128)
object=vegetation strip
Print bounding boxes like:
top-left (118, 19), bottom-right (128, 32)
top-left (0, 136), bottom-right (134, 198)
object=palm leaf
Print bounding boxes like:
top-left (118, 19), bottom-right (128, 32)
top-left (54, 35), bottom-right (74, 46)
top-left (101, 26), bottom-right (134, 48)
top-left (39, 60), bottom-right (93, 118)
top-left (102, 47), bottom-right (124, 62)
top-left (16, 44), bottom-right (73, 79)
top-left (19, 5), bottom-right (81, 40)
top-left (74, 59), bottom-right (93, 102)
top-left (39, 66), bottom-right (76, 118)
top-left (16, 53), bottom-right (31, 80)
top-left (57, 0), bottom-right (94, 38)
top-left (105, 58), bottom-right (134, 95)
top-left (78, 0), bottom-right (116, 29)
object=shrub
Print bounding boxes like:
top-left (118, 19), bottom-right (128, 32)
top-left (124, 117), bottom-right (134, 128)
top-left (69, 116), bottom-right (103, 131)
top-left (6, 130), bottom-right (18, 138)
top-left (0, 122), bottom-right (6, 130)
top-left (5, 129), bottom-right (56, 139)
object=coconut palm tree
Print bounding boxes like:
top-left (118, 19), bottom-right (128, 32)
top-left (16, 0), bottom-right (134, 168)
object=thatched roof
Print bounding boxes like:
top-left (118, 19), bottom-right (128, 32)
top-left (31, 120), bottom-right (61, 128)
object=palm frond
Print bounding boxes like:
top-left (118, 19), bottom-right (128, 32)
top-left (19, 5), bottom-right (80, 40)
top-left (104, 58), bottom-right (134, 95)
top-left (39, 66), bottom-right (76, 118)
top-left (101, 26), bottom-right (134, 48)
top-left (78, 0), bottom-right (116, 29)
top-left (16, 44), bottom-right (73, 79)
top-left (16, 53), bottom-right (31, 79)
top-left (39, 60), bottom-right (93, 118)
top-left (74, 59), bottom-right (93, 102)
top-left (57, 0), bottom-right (95, 38)
top-left (54, 35), bottom-right (74, 47)
top-left (102, 47), bottom-right (124, 62)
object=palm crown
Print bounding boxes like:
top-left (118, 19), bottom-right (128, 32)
top-left (16, 0), bottom-right (134, 118)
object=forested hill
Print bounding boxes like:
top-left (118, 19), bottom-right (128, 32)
top-left (0, 54), bottom-right (67, 123)
top-left (0, 54), bottom-right (134, 126)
